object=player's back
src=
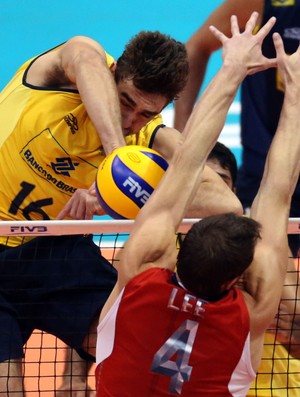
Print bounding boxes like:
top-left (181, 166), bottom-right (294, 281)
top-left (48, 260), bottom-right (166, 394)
top-left (96, 267), bottom-right (255, 397)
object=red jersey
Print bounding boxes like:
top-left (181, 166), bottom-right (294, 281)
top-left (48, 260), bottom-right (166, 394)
top-left (96, 268), bottom-right (255, 396)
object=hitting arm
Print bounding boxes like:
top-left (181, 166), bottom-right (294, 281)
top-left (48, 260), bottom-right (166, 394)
top-left (27, 35), bottom-right (125, 155)
top-left (27, 36), bottom-right (126, 220)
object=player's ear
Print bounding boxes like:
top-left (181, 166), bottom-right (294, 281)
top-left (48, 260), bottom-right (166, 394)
top-left (222, 276), bottom-right (239, 291)
top-left (110, 61), bottom-right (117, 73)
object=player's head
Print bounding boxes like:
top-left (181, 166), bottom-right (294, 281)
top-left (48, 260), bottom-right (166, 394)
top-left (115, 31), bottom-right (189, 134)
top-left (176, 213), bottom-right (261, 301)
top-left (116, 31), bottom-right (188, 101)
top-left (206, 142), bottom-right (237, 191)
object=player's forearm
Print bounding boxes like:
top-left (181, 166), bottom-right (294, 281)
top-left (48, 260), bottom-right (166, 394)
top-left (74, 55), bottom-right (125, 154)
top-left (185, 165), bottom-right (243, 218)
top-left (259, 87), bottom-right (300, 206)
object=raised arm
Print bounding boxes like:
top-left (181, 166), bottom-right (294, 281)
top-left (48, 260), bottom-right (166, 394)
top-left (174, 0), bottom-right (264, 131)
top-left (116, 13), bottom-right (276, 287)
top-left (27, 35), bottom-right (125, 154)
top-left (242, 34), bottom-right (300, 345)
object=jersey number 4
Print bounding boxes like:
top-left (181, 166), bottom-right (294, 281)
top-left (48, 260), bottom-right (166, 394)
top-left (151, 319), bottom-right (199, 395)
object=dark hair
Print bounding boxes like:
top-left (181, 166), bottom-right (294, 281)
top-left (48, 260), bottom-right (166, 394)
top-left (115, 31), bottom-right (189, 102)
top-left (176, 213), bottom-right (261, 300)
top-left (208, 141), bottom-right (238, 186)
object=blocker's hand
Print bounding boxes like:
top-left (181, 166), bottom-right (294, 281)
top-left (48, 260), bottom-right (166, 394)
top-left (273, 30), bottom-right (300, 90)
top-left (56, 184), bottom-right (106, 220)
top-left (209, 11), bottom-right (277, 76)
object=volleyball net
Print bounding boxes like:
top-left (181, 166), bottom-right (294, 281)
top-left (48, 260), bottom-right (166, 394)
top-left (0, 218), bottom-right (299, 396)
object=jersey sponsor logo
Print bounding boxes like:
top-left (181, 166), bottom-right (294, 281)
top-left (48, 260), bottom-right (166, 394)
top-left (51, 157), bottom-right (79, 176)
top-left (272, 0), bottom-right (295, 6)
top-left (283, 27), bottom-right (300, 40)
top-left (10, 225), bottom-right (48, 234)
top-left (64, 113), bottom-right (78, 134)
top-left (22, 149), bottom-right (77, 194)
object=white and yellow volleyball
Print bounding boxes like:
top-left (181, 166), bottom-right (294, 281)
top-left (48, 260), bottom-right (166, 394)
top-left (95, 145), bottom-right (168, 219)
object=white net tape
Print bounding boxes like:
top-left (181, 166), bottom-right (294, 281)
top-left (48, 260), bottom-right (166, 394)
top-left (0, 217), bottom-right (299, 236)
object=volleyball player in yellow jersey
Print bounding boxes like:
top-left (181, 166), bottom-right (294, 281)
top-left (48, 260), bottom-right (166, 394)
top-left (0, 31), bottom-right (242, 396)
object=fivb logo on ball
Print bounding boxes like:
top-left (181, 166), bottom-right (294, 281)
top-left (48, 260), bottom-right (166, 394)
top-left (116, 152), bottom-right (161, 206)
top-left (96, 146), bottom-right (168, 219)
top-left (122, 177), bottom-right (150, 205)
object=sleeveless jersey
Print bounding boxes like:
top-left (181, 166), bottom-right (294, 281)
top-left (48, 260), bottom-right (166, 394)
top-left (96, 268), bottom-right (255, 397)
top-left (237, 0), bottom-right (300, 209)
top-left (0, 46), bottom-right (164, 247)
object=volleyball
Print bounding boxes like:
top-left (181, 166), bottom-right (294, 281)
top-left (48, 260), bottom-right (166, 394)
top-left (95, 145), bottom-right (169, 219)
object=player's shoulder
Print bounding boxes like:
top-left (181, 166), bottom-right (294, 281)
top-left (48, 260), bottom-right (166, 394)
top-left (125, 114), bottom-right (165, 148)
top-left (141, 114), bottom-right (164, 135)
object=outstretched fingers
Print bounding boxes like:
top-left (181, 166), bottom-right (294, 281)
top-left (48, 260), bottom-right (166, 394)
top-left (256, 16), bottom-right (276, 42)
top-left (273, 32), bottom-right (284, 58)
top-left (210, 12), bottom-right (278, 74)
top-left (230, 15), bottom-right (240, 36)
top-left (244, 11), bottom-right (259, 34)
top-left (210, 12), bottom-right (276, 45)
top-left (209, 15), bottom-right (241, 43)
top-left (209, 25), bottom-right (228, 44)
top-left (273, 32), bottom-right (300, 84)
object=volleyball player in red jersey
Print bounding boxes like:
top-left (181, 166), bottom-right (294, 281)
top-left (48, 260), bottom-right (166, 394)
top-left (95, 13), bottom-right (300, 396)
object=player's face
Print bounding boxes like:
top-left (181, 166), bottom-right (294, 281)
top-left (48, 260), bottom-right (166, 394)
top-left (117, 79), bottom-right (168, 135)
top-left (206, 159), bottom-right (234, 191)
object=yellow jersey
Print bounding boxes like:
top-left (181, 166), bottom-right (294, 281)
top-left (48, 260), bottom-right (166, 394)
top-left (0, 46), bottom-right (164, 246)
top-left (247, 332), bottom-right (300, 397)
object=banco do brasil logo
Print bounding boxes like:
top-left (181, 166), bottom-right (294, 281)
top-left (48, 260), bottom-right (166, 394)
top-left (51, 157), bottom-right (79, 176)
